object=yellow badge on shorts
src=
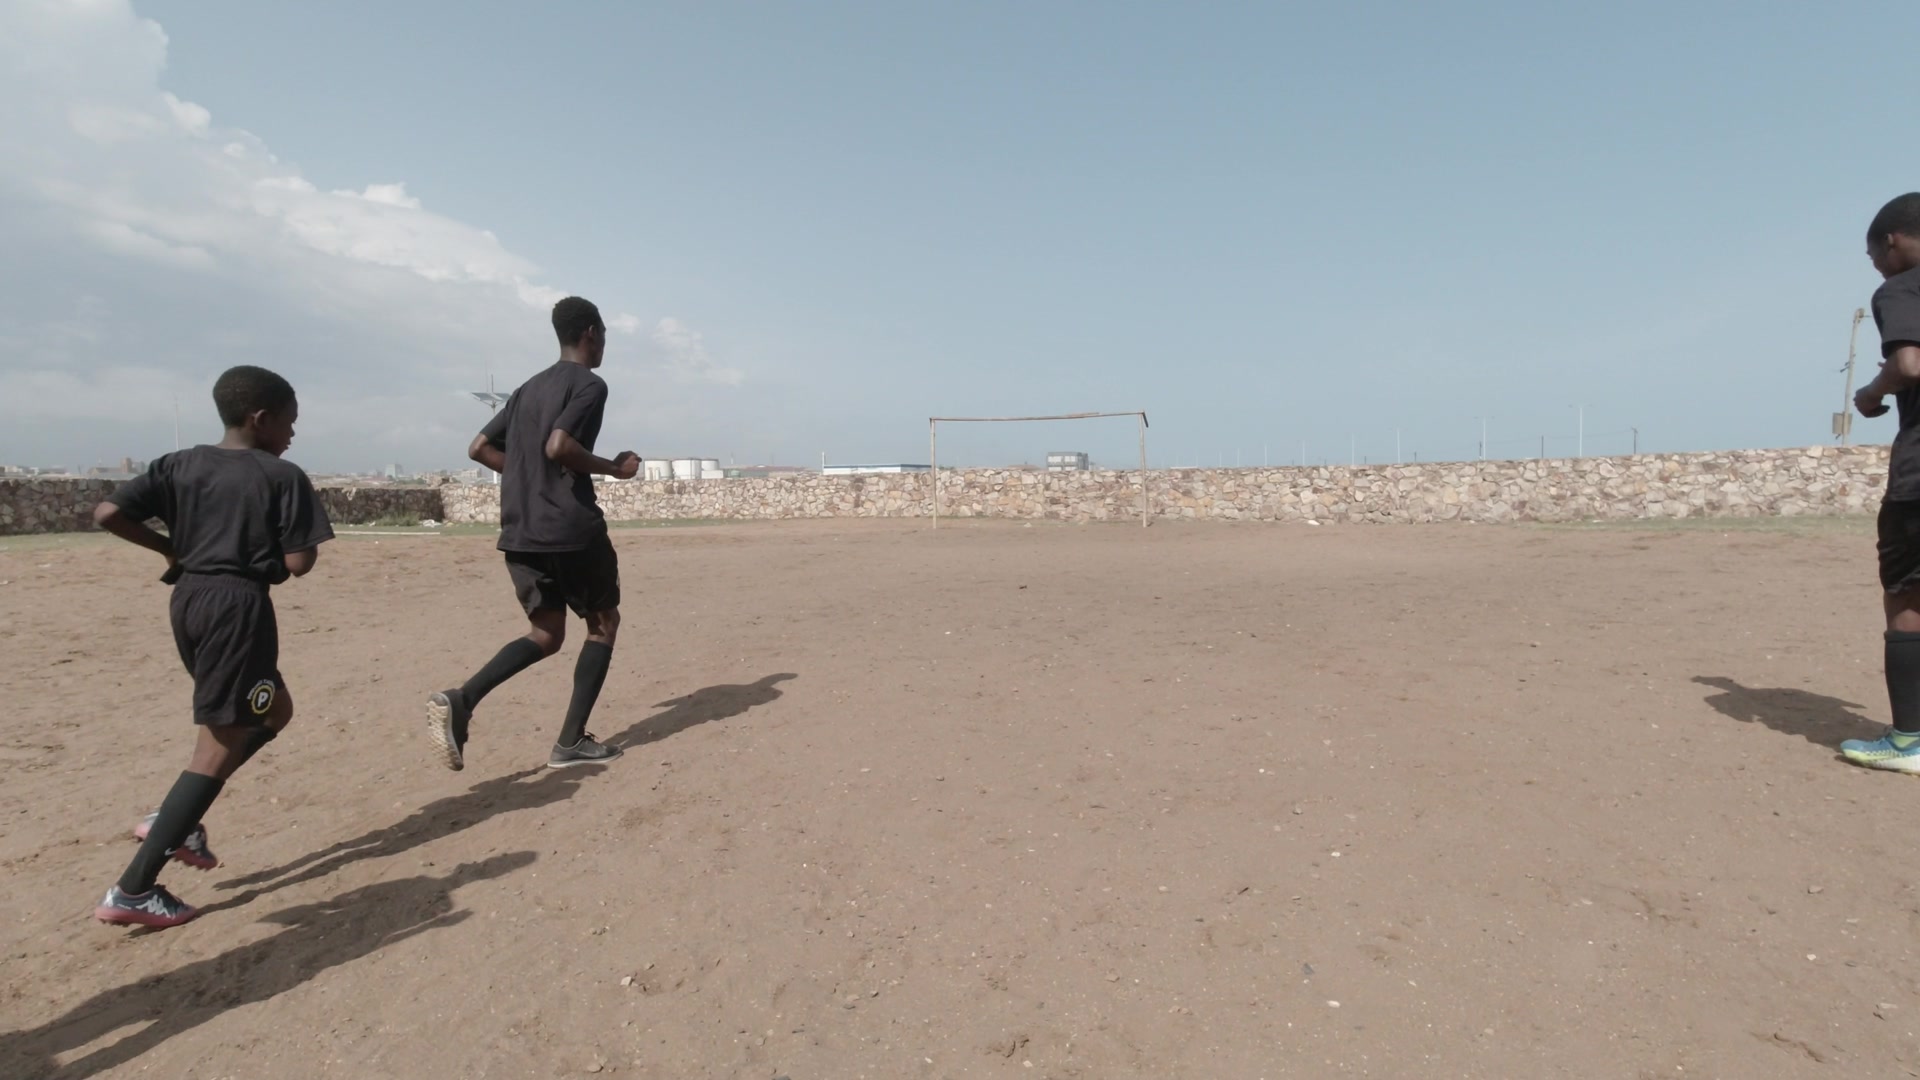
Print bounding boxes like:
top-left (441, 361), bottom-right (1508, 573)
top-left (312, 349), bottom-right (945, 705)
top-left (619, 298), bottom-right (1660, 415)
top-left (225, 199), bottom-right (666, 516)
top-left (248, 679), bottom-right (277, 716)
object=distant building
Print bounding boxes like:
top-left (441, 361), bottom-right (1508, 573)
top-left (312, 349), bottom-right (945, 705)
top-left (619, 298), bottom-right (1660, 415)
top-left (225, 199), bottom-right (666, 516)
top-left (384, 464), bottom-right (404, 480)
top-left (724, 465), bottom-right (812, 480)
top-left (1046, 451), bottom-right (1090, 471)
top-left (822, 463), bottom-right (931, 476)
top-left (639, 457), bottom-right (723, 481)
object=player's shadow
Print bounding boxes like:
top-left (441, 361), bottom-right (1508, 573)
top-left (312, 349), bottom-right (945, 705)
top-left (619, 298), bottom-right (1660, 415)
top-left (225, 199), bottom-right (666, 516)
top-left (207, 765), bottom-right (599, 909)
top-left (610, 672), bottom-right (797, 749)
top-left (1692, 676), bottom-right (1881, 750)
top-left (0, 851), bottom-right (536, 1080)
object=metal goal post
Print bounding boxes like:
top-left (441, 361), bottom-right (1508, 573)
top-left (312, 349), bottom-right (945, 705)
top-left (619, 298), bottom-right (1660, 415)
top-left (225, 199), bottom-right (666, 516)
top-left (928, 411), bottom-right (1150, 528)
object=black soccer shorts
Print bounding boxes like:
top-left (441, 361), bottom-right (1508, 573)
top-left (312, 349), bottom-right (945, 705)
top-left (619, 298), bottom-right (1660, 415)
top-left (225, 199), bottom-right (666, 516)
top-left (170, 575), bottom-right (282, 727)
top-left (504, 531), bottom-right (622, 617)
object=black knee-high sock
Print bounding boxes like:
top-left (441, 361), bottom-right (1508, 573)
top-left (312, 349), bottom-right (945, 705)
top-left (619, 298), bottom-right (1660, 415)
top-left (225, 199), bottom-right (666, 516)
top-left (1888, 631), bottom-right (1920, 734)
top-left (460, 637), bottom-right (548, 707)
top-left (558, 641), bottom-right (614, 747)
top-left (119, 772), bottom-right (224, 894)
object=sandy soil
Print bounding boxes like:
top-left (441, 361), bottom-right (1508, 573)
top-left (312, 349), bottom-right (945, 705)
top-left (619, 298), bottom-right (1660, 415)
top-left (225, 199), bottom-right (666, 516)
top-left (1, 517), bottom-right (1917, 1079)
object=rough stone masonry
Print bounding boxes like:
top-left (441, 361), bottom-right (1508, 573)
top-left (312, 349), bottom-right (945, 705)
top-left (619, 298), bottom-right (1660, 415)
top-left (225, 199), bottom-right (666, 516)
top-left (0, 446), bottom-right (1891, 537)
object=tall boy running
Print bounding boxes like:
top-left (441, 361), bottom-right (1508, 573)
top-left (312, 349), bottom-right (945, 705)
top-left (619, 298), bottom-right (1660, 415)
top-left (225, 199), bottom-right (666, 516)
top-left (428, 296), bottom-right (640, 770)
top-left (1844, 192), bottom-right (1920, 771)
top-left (93, 365), bottom-right (334, 927)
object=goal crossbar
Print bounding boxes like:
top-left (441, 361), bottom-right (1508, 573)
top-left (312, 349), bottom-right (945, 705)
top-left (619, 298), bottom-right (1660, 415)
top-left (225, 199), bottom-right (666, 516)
top-left (928, 411), bottom-right (1150, 528)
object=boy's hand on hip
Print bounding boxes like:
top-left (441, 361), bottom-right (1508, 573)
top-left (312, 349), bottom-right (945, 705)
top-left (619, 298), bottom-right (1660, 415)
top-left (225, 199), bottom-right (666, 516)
top-left (1858, 388), bottom-right (1891, 418)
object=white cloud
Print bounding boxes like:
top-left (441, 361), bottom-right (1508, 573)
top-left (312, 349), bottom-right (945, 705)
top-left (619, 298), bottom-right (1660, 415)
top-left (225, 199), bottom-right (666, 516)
top-left (68, 102), bottom-right (169, 144)
top-left (650, 318), bottom-right (745, 386)
top-left (163, 92), bottom-right (210, 136)
top-left (337, 182), bottom-right (422, 210)
top-left (81, 218), bottom-right (214, 269)
top-left (0, 0), bottom-right (741, 470)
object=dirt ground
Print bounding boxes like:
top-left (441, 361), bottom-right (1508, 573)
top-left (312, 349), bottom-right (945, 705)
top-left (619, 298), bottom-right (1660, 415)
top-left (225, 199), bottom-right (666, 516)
top-left (0, 516), bottom-right (1917, 1079)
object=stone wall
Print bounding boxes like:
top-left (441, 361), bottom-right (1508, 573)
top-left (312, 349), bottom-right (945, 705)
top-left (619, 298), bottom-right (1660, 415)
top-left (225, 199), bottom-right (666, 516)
top-left (0, 478), bottom-right (117, 535)
top-left (438, 445), bottom-right (1891, 526)
top-left (315, 486), bottom-right (446, 526)
top-left (0, 478), bottom-right (446, 536)
top-left (2, 446), bottom-right (1891, 536)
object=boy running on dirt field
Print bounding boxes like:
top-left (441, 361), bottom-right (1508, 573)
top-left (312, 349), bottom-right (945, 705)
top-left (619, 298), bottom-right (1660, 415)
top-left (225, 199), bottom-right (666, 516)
top-left (427, 296), bottom-right (640, 771)
top-left (1844, 192), bottom-right (1920, 772)
top-left (92, 365), bottom-right (334, 928)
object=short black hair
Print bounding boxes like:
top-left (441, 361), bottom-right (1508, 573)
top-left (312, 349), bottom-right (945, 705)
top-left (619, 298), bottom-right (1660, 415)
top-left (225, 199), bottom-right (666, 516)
top-left (1869, 194), bottom-right (1920, 243)
top-left (212, 365), bottom-right (296, 428)
top-left (552, 296), bottom-right (604, 347)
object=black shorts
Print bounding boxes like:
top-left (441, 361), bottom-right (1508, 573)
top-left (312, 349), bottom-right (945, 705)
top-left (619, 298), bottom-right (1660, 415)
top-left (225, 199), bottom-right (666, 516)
top-left (504, 532), bottom-right (621, 617)
top-left (1880, 501), bottom-right (1920, 594)
top-left (170, 575), bottom-right (281, 727)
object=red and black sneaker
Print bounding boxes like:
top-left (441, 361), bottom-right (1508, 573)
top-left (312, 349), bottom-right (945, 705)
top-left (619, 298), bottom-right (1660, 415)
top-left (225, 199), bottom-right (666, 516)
top-left (133, 814), bottom-right (219, 870)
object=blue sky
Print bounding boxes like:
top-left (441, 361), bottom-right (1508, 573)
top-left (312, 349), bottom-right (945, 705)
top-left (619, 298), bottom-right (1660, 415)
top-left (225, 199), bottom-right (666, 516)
top-left (3, 1), bottom-right (1915, 471)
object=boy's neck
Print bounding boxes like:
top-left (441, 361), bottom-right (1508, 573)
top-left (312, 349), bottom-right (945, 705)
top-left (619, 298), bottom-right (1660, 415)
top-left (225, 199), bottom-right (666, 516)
top-left (217, 427), bottom-right (262, 452)
top-left (559, 348), bottom-right (594, 368)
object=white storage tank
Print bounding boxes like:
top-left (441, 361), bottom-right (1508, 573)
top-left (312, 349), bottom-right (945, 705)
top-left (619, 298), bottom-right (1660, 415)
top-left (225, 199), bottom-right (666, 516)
top-left (642, 458), bottom-right (672, 481)
top-left (670, 458), bottom-right (702, 481)
top-left (699, 458), bottom-right (722, 480)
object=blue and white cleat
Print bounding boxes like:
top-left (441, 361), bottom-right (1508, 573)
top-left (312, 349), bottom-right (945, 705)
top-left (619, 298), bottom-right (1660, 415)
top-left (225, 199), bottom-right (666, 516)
top-left (1841, 728), bottom-right (1920, 773)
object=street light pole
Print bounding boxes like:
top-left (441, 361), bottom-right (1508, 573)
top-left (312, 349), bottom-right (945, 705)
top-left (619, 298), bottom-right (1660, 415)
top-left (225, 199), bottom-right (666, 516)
top-left (1841, 307), bottom-right (1866, 446)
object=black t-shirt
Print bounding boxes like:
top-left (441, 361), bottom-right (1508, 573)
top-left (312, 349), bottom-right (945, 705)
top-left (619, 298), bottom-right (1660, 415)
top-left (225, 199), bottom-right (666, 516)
top-left (107, 446), bottom-right (335, 585)
top-left (1875, 266), bottom-right (1920, 502)
top-left (481, 360), bottom-right (610, 552)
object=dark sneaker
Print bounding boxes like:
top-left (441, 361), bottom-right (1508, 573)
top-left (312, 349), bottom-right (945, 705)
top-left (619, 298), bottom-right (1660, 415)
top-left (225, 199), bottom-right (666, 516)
top-left (548, 733), bottom-right (622, 769)
top-left (133, 814), bottom-right (219, 871)
top-left (427, 689), bottom-right (471, 771)
top-left (95, 885), bottom-right (198, 929)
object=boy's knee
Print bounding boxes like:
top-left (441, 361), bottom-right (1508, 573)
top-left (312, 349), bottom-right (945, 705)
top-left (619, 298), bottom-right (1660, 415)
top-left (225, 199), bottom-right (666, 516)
top-left (266, 687), bottom-right (294, 731)
top-left (528, 617), bottom-right (566, 656)
top-left (587, 608), bottom-right (620, 643)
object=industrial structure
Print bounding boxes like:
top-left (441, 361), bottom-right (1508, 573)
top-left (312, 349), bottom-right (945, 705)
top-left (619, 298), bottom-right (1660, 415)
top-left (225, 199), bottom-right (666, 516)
top-left (640, 457), bottom-right (723, 481)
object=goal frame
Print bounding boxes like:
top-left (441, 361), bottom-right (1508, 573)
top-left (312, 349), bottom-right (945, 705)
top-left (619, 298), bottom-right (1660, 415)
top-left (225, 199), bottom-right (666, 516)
top-left (928, 411), bottom-right (1150, 528)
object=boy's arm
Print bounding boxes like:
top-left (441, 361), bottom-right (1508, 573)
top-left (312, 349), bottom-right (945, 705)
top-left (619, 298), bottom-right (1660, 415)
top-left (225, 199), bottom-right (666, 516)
top-left (274, 467), bottom-right (335, 581)
top-left (96, 458), bottom-right (176, 577)
top-left (544, 380), bottom-right (638, 478)
top-left (1862, 279), bottom-right (1920, 415)
top-left (283, 547), bottom-right (320, 577)
top-left (470, 403), bottom-right (510, 473)
top-left (1859, 345), bottom-right (1920, 418)
top-left (92, 502), bottom-right (174, 564)
top-left (468, 433), bottom-right (507, 473)
top-left (543, 431), bottom-right (639, 478)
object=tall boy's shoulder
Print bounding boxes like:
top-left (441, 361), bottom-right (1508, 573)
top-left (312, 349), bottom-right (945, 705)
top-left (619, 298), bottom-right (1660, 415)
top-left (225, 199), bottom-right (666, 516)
top-left (1875, 267), bottom-right (1920, 306)
top-left (249, 449), bottom-right (315, 484)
